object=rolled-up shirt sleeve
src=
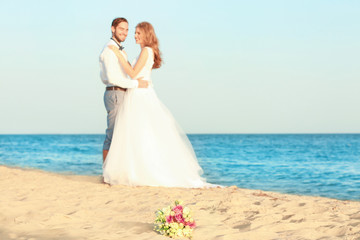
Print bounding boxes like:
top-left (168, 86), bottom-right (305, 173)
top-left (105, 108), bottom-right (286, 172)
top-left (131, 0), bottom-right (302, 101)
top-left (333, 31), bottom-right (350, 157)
top-left (101, 49), bottom-right (138, 88)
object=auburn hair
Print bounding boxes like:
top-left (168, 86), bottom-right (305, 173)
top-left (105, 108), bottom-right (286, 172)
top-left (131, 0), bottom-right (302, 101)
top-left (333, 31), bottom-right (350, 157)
top-left (136, 22), bottom-right (162, 69)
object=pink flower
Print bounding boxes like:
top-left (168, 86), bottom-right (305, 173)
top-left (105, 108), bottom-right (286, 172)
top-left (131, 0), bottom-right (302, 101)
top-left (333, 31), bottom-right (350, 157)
top-left (175, 213), bottom-right (185, 224)
top-left (173, 205), bottom-right (183, 214)
top-left (166, 215), bottom-right (173, 223)
top-left (186, 221), bottom-right (196, 228)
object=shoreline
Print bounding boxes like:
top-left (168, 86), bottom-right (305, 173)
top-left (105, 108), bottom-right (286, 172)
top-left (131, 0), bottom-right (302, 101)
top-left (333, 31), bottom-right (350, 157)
top-left (2, 164), bottom-right (359, 202)
top-left (1, 165), bottom-right (360, 239)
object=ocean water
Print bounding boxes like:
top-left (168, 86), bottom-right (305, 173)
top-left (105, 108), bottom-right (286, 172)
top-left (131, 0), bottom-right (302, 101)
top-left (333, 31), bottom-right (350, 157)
top-left (0, 134), bottom-right (359, 201)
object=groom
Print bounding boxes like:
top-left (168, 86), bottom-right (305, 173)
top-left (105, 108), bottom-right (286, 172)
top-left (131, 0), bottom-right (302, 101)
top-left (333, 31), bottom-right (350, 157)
top-left (99, 17), bottom-right (149, 162)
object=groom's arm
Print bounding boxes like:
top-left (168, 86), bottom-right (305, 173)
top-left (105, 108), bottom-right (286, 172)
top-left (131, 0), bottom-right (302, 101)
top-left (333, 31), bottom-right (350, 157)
top-left (101, 49), bottom-right (139, 88)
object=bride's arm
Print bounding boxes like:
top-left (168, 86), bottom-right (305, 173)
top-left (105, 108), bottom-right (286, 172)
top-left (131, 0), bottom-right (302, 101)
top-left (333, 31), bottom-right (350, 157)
top-left (109, 46), bottom-right (148, 79)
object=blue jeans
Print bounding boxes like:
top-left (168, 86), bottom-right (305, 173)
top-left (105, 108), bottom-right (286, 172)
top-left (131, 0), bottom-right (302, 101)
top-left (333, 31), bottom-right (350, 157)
top-left (103, 90), bottom-right (126, 150)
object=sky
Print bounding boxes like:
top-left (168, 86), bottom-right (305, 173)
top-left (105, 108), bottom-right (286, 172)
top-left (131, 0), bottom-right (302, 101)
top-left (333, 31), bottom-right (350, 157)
top-left (0, 0), bottom-right (359, 134)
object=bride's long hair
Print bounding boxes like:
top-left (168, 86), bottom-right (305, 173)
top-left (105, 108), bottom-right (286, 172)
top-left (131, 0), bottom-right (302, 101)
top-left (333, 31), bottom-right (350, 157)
top-left (136, 22), bottom-right (162, 69)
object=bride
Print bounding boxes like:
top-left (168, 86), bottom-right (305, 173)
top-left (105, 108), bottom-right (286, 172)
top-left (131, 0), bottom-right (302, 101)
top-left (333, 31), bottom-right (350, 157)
top-left (103, 22), bottom-right (209, 188)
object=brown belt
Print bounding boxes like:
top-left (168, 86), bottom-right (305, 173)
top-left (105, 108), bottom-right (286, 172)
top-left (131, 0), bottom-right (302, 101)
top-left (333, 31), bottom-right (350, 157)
top-left (106, 86), bottom-right (127, 92)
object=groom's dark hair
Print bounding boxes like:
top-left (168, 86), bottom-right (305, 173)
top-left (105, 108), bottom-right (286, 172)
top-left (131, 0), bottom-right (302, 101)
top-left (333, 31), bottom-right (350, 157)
top-left (112, 17), bottom-right (128, 28)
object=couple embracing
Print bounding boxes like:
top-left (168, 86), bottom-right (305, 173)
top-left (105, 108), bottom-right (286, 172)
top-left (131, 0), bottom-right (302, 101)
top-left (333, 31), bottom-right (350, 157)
top-left (99, 17), bottom-right (210, 188)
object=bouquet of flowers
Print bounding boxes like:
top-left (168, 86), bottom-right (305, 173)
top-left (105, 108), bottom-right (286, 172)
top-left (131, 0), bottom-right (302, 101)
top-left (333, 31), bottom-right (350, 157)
top-left (154, 200), bottom-right (196, 239)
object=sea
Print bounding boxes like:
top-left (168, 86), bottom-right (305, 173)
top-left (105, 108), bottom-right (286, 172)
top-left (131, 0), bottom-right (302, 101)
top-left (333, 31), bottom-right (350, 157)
top-left (0, 134), bottom-right (359, 201)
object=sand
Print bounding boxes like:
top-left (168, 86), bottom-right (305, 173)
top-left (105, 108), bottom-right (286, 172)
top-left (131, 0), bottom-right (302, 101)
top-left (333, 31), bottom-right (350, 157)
top-left (0, 165), bottom-right (359, 240)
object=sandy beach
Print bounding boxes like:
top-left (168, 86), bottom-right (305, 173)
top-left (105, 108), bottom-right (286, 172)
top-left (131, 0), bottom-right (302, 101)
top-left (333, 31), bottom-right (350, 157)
top-left (0, 165), bottom-right (359, 240)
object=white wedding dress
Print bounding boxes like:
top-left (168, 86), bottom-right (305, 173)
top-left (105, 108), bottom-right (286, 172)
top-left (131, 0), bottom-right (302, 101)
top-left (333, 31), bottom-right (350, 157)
top-left (103, 47), bottom-right (208, 188)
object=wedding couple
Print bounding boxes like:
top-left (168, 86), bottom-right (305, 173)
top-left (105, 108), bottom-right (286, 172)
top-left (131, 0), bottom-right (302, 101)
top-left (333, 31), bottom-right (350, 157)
top-left (99, 18), bottom-right (209, 188)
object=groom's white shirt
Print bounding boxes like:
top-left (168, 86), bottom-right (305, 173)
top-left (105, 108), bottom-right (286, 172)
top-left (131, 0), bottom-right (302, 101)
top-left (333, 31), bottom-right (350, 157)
top-left (99, 40), bottom-right (138, 88)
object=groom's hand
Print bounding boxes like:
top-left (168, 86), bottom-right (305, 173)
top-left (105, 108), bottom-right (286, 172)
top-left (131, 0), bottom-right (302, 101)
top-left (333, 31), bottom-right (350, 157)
top-left (137, 77), bottom-right (149, 88)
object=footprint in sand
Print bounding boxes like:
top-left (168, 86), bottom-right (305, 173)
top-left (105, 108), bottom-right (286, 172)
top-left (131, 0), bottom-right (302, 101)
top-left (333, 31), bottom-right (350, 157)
top-left (233, 221), bottom-right (251, 232)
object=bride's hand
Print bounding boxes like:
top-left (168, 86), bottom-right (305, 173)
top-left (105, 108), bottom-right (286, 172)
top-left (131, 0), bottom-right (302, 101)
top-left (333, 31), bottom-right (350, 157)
top-left (108, 45), bottom-right (119, 54)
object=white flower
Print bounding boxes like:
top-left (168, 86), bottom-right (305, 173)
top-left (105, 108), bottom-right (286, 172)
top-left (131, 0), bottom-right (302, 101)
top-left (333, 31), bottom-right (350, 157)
top-left (163, 206), bottom-right (171, 216)
top-left (183, 207), bottom-right (190, 215)
top-left (176, 229), bottom-right (184, 237)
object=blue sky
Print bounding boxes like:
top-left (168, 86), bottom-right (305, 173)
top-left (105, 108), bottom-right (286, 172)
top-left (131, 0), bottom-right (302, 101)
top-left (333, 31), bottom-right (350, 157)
top-left (0, 0), bottom-right (359, 134)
